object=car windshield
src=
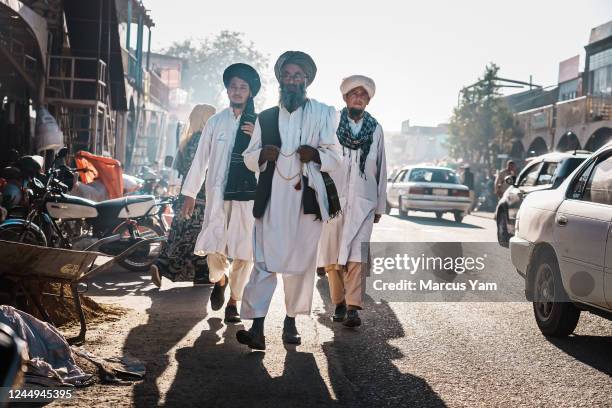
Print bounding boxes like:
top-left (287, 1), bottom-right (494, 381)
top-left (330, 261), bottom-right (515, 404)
top-left (556, 157), bottom-right (587, 179)
top-left (408, 168), bottom-right (459, 184)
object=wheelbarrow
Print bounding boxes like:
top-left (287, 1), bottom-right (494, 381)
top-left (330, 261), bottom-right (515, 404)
top-left (0, 235), bottom-right (165, 344)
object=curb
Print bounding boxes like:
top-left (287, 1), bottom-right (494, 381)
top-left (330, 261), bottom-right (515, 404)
top-left (469, 211), bottom-right (494, 220)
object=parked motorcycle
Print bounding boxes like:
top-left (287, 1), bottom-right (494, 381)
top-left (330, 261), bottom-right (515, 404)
top-left (135, 166), bottom-right (169, 198)
top-left (0, 148), bottom-right (168, 272)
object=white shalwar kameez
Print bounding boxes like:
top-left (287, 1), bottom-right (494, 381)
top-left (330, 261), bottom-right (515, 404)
top-left (181, 107), bottom-right (254, 299)
top-left (240, 100), bottom-right (341, 318)
top-left (318, 118), bottom-right (387, 267)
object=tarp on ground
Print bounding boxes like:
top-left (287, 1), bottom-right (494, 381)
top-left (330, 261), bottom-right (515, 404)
top-left (0, 305), bottom-right (91, 386)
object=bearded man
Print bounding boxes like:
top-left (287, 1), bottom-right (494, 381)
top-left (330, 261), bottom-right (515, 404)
top-left (318, 75), bottom-right (387, 328)
top-left (236, 51), bottom-right (341, 350)
top-left (180, 63), bottom-right (261, 323)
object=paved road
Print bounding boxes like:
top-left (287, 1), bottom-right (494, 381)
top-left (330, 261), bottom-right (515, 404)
top-left (62, 211), bottom-right (612, 408)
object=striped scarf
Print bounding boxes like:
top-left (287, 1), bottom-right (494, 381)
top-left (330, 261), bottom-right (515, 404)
top-left (336, 108), bottom-right (377, 178)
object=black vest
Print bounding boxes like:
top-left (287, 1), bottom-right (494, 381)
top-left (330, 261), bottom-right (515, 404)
top-left (252, 107), bottom-right (281, 218)
top-left (252, 106), bottom-right (340, 220)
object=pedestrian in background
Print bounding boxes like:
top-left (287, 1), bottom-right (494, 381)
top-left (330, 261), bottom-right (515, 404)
top-left (494, 160), bottom-right (517, 199)
top-left (150, 104), bottom-right (216, 288)
top-left (461, 164), bottom-right (475, 213)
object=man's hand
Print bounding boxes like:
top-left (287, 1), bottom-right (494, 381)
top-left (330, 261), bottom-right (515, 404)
top-left (259, 145), bottom-right (280, 165)
top-left (241, 122), bottom-right (255, 137)
top-left (374, 214), bottom-right (382, 223)
top-left (297, 145), bottom-right (320, 164)
top-left (181, 196), bottom-right (196, 219)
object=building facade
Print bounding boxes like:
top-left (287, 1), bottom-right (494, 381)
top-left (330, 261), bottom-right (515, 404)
top-left (0, 0), bottom-right (172, 173)
top-left (387, 120), bottom-right (449, 168)
top-left (511, 20), bottom-right (612, 158)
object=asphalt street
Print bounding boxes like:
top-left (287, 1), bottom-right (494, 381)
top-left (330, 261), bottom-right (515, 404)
top-left (57, 210), bottom-right (612, 408)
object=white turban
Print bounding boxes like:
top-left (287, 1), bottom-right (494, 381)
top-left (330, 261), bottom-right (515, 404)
top-left (340, 75), bottom-right (376, 99)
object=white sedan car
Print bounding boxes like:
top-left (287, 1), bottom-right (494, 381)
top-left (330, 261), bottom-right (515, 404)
top-left (386, 166), bottom-right (471, 223)
top-left (510, 142), bottom-right (612, 337)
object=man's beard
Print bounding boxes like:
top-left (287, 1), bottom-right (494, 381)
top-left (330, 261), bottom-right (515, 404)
top-left (230, 101), bottom-right (246, 109)
top-left (348, 108), bottom-right (364, 119)
top-left (279, 83), bottom-right (307, 112)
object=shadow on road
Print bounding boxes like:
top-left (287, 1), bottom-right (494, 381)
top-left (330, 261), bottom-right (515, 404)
top-left (85, 267), bottom-right (162, 297)
top-left (163, 317), bottom-right (337, 407)
top-left (389, 213), bottom-right (484, 229)
top-left (89, 269), bottom-right (336, 407)
top-left (548, 334), bottom-right (612, 376)
top-left (118, 282), bottom-right (211, 407)
top-left (315, 276), bottom-right (447, 408)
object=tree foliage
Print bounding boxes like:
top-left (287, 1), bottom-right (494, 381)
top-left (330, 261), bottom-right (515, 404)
top-left (163, 31), bottom-right (269, 108)
top-left (448, 63), bottom-right (520, 170)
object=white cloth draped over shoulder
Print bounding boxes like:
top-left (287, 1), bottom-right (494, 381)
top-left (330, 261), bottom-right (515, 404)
top-left (180, 107), bottom-right (254, 261)
top-left (318, 116), bottom-right (387, 266)
top-left (242, 99), bottom-right (341, 275)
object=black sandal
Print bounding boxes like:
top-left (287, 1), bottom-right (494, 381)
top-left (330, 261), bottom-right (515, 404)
top-left (210, 275), bottom-right (228, 311)
top-left (224, 305), bottom-right (241, 323)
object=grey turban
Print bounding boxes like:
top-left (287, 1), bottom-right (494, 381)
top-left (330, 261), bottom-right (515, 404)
top-left (274, 51), bottom-right (317, 87)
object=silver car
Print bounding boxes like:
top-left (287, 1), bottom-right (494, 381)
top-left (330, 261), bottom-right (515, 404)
top-left (510, 142), bottom-right (612, 337)
top-left (386, 166), bottom-right (471, 223)
top-left (495, 150), bottom-right (590, 247)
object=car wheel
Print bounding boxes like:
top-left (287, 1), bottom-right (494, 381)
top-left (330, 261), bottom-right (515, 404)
top-left (398, 198), bottom-right (408, 218)
top-left (435, 211), bottom-right (443, 220)
top-left (497, 210), bottom-right (510, 248)
top-left (532, 252), bottom-right (580, 337)
top-left (453, 212), bottom-right (463, 223)
top-left (385, 200), bottom-right (391, 215)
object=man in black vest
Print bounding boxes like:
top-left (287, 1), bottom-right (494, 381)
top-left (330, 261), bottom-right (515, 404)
top-left (235, 51), bottom-right (341, 350)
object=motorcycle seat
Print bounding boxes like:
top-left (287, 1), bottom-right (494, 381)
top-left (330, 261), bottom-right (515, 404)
top-left (57, 194), bottom-right (97, 207)
top-left (95, 195), bottom-right (156, 219)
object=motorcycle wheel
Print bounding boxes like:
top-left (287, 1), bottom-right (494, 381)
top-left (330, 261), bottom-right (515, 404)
top-left (0, 223), bottom-right (47, 246)
top-left (117, 221), bottom-right (164, 272)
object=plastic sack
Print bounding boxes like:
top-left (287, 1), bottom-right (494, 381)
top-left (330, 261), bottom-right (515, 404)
top-left (35, 107), bottom-right (63, 152)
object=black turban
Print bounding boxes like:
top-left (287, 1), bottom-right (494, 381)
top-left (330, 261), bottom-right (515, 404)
top-left (223, 63), bottom-right (261, 96)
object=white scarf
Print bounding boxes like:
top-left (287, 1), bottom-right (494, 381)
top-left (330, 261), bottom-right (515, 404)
top-left (299, 99), bottom-right (337, 221)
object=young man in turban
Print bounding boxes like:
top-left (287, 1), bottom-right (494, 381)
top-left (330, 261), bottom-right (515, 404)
top-left (236, 51), bottom-right (341, 350)
top-left (181, 63), bottom-right (261, 323)
top-left (318, 75), bottom-right (387, 328)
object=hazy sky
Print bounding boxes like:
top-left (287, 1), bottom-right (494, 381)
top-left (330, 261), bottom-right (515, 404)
top-left (145, 0), bottom-right (611, 131)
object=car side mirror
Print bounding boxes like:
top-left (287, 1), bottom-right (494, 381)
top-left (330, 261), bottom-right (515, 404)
top-left (504, 175), bottom-right (515, 186)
